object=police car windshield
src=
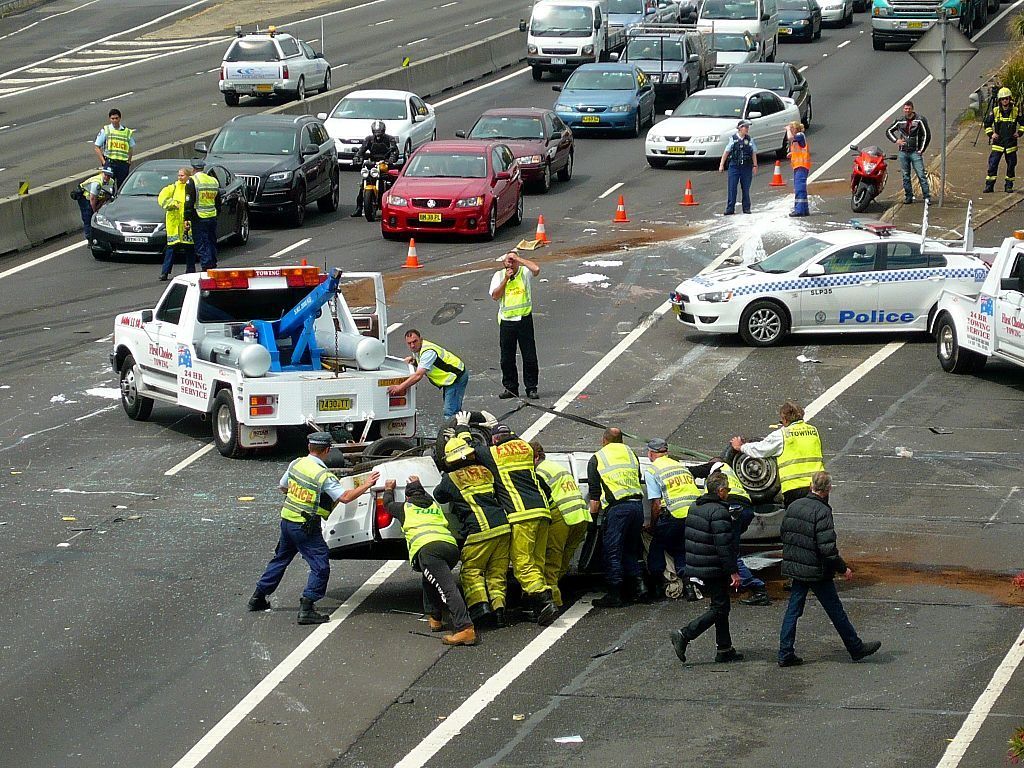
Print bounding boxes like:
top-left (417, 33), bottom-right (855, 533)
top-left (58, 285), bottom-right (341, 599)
top-left (751, 237), bottom-right (831, 273)
top-left (671, 94), bottom-right (745, 118)
top-left (331, 98), bottom-right (407, 121)
top-left (210, 126), bottom-right (297, 155)
top-left (469, 116), bottom-right (544, 140)
top-left (224, 39), bottom-right (280, 62)
top-left (121, 170), bottom-right (174, 196)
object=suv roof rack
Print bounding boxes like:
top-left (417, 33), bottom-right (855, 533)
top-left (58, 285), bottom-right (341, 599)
top-left (626, 22), bottom-right (700, 35)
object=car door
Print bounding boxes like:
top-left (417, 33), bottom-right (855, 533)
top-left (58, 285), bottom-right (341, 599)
top-left (209, 165), bottom-right (236, 238)
top-left (410, 96), bottom-right (432, 147)
top-left (635, 68), bottom-right (655, 120)
top-left (745, 92), bottom-right (774, 150)
top-left (876, 240), bottom-right (942, 330)
top-left (302, 41), bottom-right (326, 84)
top-left (543, 113), bottom-right (566, 171)
top-left (798, 242), bottom-right (883, 329)
top-left (786, 65), bottom-right (806, 118)
top-left (995, 251), bottom-right (1024, 359)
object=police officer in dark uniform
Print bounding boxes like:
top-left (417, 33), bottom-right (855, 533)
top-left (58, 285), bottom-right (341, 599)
top-left (984, 88), bottom-right (1024, 193)
top-left (351, 119), bottom-right (400, 217)
top-left (718, 119), bottom-right (759, 215)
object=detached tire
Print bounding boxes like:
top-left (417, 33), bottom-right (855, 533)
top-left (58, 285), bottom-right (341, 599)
top-left (119, 354), bottom-right (153, 421)
top-left (731, 454), bottom-right (780, 504)
top-left (212, 389), bottom-right (246, 458)
top-left (364, 436), bottom-right (416, 460)
top-left (936, 316), bottom-right (987, 374)
top-left (739, 300), bottom-right (789, 346)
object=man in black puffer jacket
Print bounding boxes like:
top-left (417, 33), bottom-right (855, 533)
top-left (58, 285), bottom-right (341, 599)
top-left (778, 470), bottom-right (881, 667)
top-left (669, 473), bottom-right (742, 664)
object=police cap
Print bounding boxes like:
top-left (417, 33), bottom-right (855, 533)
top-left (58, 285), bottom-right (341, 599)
top-left (190, 157), bottom-right (206, 170)
top-left (101, 165), bottom-right (115, 175)
top-left (646, 438), bottom-right (669, 453)
top-left (737, 119), bottom-right (752, 129)
top-left (307, 431), bottom-right (333, 447)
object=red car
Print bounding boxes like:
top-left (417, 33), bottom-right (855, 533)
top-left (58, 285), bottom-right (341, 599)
top-left (381, 140), bottom-right (524, 240)
top-left (455, 107), bottom-right (574, 193)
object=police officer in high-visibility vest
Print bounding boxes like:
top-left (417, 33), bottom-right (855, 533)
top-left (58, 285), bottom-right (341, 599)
top-left (158, 167), bottom-right (195, 281)
top-left (187, 159), bottom-right (220, 270)
top-left (644, 438), bottom-right (700, 602)
top-left (75, 166), bottom-right (115, 242)
top-left (489, 250), bottom-right (541, 400)
top-left (787, 121), bottom-right (811, 217)
top-left (588, 427), bottom-right (646, 608)
top-left (383, 475), bottom-right (478, 646)
top-left (433, 433), bottom-right (511, 628)
top-left (731, 400), bottom-right (825, 507)
top-left (531, 440), bottom-right (592, 608)
top-left (92, 107), bottom-right (135, 188)
top-left (984, 88), bottom-right (1024, 193)
top-left (709, 460), bottom-right (770, 606)
top-left (249, 432), bottom-right (379, 625)
top-left (719, 119), bottom-right (758, 215)
top-left (388, 329), bottom-right (469, 419)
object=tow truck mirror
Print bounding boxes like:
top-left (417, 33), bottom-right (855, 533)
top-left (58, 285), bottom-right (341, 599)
top-left (803, 263), bottom-right (825, 277)
top-left (194, 141), bottom-right (208, 153)
top-left (141, 310), bottom-right (154, 322)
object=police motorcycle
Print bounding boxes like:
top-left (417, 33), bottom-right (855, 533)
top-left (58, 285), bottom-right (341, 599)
top-left (357, 157), bottom-right (392, 222)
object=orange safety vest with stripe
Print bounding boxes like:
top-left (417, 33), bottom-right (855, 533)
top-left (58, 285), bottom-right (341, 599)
top-left (789, 136), bottom-right (811, 170)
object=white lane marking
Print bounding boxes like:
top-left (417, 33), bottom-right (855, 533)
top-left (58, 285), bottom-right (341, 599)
top-left (1, 76), bottom-right (66, 83)
top-left (94, 333), bottom-right (113, 343)
top-left (598, 182), bottom-right (624, 199)
top-left (103, 38), bottom-right (226, 46)
top-left (803, 342), bottom-right (903, 421)
top-left (207, 67), bottom-right (220, 72)
top-left (164, 444), bottom-right (216, 476)
top-left (28, 64), bottom-right (108, 73)
top-left (386, 322), bottom-right (403, 335)
top-left (373, 18), bottom-right (395, 25)
top-left (77, 49), bottom-right (185, 58)
top-left (0, 167), bottom-right (6, 172)
top-left (103, 91), bottom-right (134, 101)
top-left (433, 67), bottom-right (529, 106)
top-left (0, 241), bottom-right (86, 281)
top-left (268, 238), bottom-right (312, 259)
top-left (837, 40), bottom-right (850, 48)
top-left (440, 1), bottom-right (459, 6)
top-left (0, 0), bottom-right (104, 41)
top-left (75, 404), bottom-right (117, 421)
top-left (407, 37), bottom-right (429, 45)
top-left (798, 65), bottom-right (808, 72)
top-left (474, 16), bottom-right (494, 23)
top-left (0, 125), bottom-right (9, 130)
top-left (935, 624), bottom-right (1024, 768)
top-left (282, 0), bottom-right (388, 29)
top-left (393, 599), bottom-right (594, 768)
top-left (170, 560), bottom-right (403, 768)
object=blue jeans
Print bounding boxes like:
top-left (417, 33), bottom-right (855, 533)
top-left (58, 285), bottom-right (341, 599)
top-left (647, 514), bottom-right (686, 577)
top-left (441, 373), bottom-right (469, 420)
top-left (726, 164), bottom-right (753, 214)
top-left (256, 518), bottom-right (331, 602)
top-left (161, 244), bottom-right (195, 276)
top-left (192, 217), bottom-right (218, 269)
top-left (779, 578), bottom-right (864, 661)
top-left (602, 499), bottom-right (643, 587)
top-left (792, 166), bottom-right (809, 215)
top-left (78, 197), bottom-right (94, 239)
top-left (898, 150), bottom-right (929, 200)
top-left (731, 502), bottom-right (764, 590)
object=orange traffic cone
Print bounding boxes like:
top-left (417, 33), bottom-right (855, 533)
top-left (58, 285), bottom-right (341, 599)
top-left (679, 179), bottom-right (699, 206)
top-left (613, 194), bottom-right (630, 223)
top-left (402, 238), bottom-right (422, 269)
top-left (301, 258), bottom-right (308, 266)
top-left (534, 214), bottom-right (550, 244)
top-left (769, 161), bottom-right (786, 187)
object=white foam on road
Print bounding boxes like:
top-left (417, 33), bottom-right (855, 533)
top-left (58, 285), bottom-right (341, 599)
top-left (567, 273), bottom-right (610, 285)
top-left (582, 259), bottom-right (623, 267)
top-left (84, 387), bottom-right (120, 400)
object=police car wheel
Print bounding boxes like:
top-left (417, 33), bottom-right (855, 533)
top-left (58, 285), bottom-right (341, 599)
top-left (212, 389), bottom-right (245, 457)
top-left (739, 300), bottom-right (789, 346)
top-left (936, 317), bottom-right (987, 374)
top-left (119, 354), bottom-right (153, 421)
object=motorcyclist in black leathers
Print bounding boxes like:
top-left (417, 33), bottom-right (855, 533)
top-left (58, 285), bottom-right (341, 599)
top-left (351, 119), bottom-right (400, 217)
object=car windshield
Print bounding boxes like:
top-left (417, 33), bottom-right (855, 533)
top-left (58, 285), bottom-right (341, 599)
top-left (330, 97), bottom-right (407, 121)
top-left (778, 0), bottom-right (809, 8)
top-left (721, 70), bottom-right (787, 90)
top-left (404, 152), bottom-right (488, 178)
top-left (531, 5), bottom-right (594, 35)
top-left (565, 70), bottom-right (635, 90)
top-left (210, 126), bottom-right (297, 155)
top-left (709, 32), bottom-right (757, 51)
top-left (670, 94), bottom-right (745, 118)
top-left (469, 116), bottom-right (544, 140)
top-left (626, 38), bottom-right (685, 60)
top-left (701, 0), bottom-right (758, 18)
top-left (120, 170), bottom-right (177, 196)
top-left (224, 39), bottom-right (279, 62)
top-left (609, 0), bottom-right (644, 12)
top-left (750, 237), bottom-right (831, 273)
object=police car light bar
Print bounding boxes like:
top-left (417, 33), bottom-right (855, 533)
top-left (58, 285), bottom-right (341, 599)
top-left (199, 266), bottom-right (325, 290)
top-left (848, 219), bottom-right (894, 237)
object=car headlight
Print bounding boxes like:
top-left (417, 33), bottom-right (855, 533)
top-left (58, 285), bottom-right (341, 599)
top-left (793, 18), bottom-right (808, 24)
top-left (528, 44), bottom-right (538, 54)
top-left (696, 290), bottom-right (733, 302)
top-left (455, 196), bottom-right (484, 208)
top-left (664, 72), bottom-right (681, 83)
top-left (93, 213), bottom-right (114, 229)
top-left (582, 44), bottom-right (594, 55)
top-left (610, 104), bottom-right (633, 113)
top-left (872, 3), bottom-right (892, 15)
top-left (554, 102), bottom-right (571, 112)
top-left (648, 133), bottom-right (665, 143)
top-left (520, 155), bottom-right (543, 165)
top-left (268, 171), bottom-right (292, 182)
top-left (387, 194), bottom-right (408, 206)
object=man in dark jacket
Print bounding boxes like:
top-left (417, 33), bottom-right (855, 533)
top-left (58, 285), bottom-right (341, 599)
top-left (885, 100), bottom-right (931, 204)
top-left (669, 473), bottom-right (743, 664)
top-left (778, 471), bottom-right (880, 666)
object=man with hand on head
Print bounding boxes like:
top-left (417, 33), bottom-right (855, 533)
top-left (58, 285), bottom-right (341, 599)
top-left (489, 250), bottom-right (541, 401)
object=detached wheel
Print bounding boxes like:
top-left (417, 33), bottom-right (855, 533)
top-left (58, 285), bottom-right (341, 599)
top-left (936, 316), bottom-right (986, 374)
top-left (119, 354), bottom-right (153, 421)
top-left (731, 454), bottom-right (780, 504)
top-left (739, 300), bottom-right (789, 346)
top-left (364, 436), bottom-right (416, 460)
top-left (212, 389), bottom-right (245, 457)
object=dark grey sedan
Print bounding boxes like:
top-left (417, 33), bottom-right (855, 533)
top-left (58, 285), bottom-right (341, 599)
top-left (718, 62), bottom-right (813, 128)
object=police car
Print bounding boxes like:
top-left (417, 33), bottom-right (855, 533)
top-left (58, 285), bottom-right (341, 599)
top-left (670, 222), bottom-right (989, 346)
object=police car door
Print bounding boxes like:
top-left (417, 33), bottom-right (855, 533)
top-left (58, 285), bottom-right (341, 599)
top-left (875, 240), bottom-right (937, 331)
top-left (798, 242), bottom-right (882, 329)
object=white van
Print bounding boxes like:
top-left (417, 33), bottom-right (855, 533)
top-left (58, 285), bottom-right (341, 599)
top-left (522, 0), bottom-right (630, 81)
top-left (696, 0), bottom-right (779, 63)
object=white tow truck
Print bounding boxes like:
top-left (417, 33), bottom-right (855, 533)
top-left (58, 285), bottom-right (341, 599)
top-left (110, 265), bottom-right (417, 458)
top-left (934, 229), bottom-right (1024, 375)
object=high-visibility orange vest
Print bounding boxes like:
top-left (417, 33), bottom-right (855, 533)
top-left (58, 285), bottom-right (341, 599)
top-left (790, 137), bottom-right (811, 170)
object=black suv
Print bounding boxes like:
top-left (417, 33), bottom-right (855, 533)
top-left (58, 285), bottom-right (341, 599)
top-left (195, 114), bottom-right (339, 227)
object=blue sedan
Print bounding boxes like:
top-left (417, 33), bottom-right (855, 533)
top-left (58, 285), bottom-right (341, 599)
top-left (552, 63), bottom-right (657, 137)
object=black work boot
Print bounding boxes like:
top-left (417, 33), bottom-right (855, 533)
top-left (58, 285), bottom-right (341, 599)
top-left (670, 629), bottom-right (689, 662)
top-left (297, 597), bottom-right (329, 625)
top-left (851, 640), bottom-right (882, 661)
top-left (984, 181), bottom-right (995, 193)
top-left (536, 590), bottom-right (559, 627)
top-left (350, 207), bottom-right (363, 217)
top-left (1006, 182), bottom-right (1015, 193)
top-left (647, 573), bottom-right (667, 602)
top-left (494, 607), bottom-right (509, 628)
top-left (740, 588), bottom-right (771, 606)
top-left (468, 601), bottom-right (495, 625)
top-left (593, 590), bottom-right (625, 608)
top-left (715, 647), bottom-right (744, 663)
top-left (248, 591), bottom-right (271, 611)
top-left (632, 575), bottom-right (652, 604)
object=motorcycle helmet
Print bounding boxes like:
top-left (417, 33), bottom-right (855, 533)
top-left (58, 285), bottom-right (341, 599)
top-left (998, 87), bottom-right (1013, 100)
top-left (371, 120), bottom-right (386, 137)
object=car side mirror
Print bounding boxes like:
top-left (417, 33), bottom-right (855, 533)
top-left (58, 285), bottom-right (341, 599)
top-left (387, 169), bottom-right (400, 178)
top-left (689, 53), bottom-right (700, 62)
top-left (792, 83), bottom-right (805, 91)
top-left (747, 111), bottom-right (762, 118)
top-left (455, 130), bottom-right (467, 138)
top-left (413, 114), bottom-right (425, 123)
top-left (803, 263), bottom-right (825, 277)
top-left (302, 143), bottom-right (319, 156)
top-left (316, 51), bottom-right (325, 58)
top-left (316, 112), bottom-right (328, 120)
top-left (761, 12), bottom-right (770, 19)
top-left (194, 141), bottom-right (208, 153)
top-left (141, 310), bottom-right (154, 322)
top-left (495, 171), bottom-right (511, 180)
top-left (664, 109), bottom-right (673, 116)
top-left (609, 51), bottom-right (620, 61)
top-left (519, 18), bottom-right (527, 31)
top-left (552, 85), bottom-right (562, 92)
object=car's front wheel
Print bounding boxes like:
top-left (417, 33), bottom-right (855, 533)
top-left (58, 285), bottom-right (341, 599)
top-left (537, 162), bottom-right (552, 193)
top-left (628, 112), bottom-right (641, 138)
top-left (233, 204), bottom-right (249, 245)
top-left (739, 300), bottom-right (789, 346)
top-left (484, 203), bottom-right (497, 240)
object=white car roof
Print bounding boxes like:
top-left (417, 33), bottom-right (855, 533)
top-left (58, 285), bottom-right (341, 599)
top-left (691, 86), bottom-right (764, 97)
top-left (344, 89), bottom-right (419, 100)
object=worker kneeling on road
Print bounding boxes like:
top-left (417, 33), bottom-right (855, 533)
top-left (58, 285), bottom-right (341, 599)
top-left (383, 475), bottom-right (478, 646)
top-left (74, 166), bottom-right (115, 243)
top-left (434, 423), bottom-right (511, 628)
top-left (532, 440), bottom-right (592, 609)
top-left (644, 438), bottom-right (699, 602)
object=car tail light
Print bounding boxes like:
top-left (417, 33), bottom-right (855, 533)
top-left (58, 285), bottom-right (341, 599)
top-left (282, 65), bottom-right (289, 80)
top-left (389, 394), bottom-right (407, 408)
top-left (375, 496), bottom-right (392, 530)
top-left (249, 394), bottom-right (277, 416)
top-left (220, 67), bottom-right (225, 81)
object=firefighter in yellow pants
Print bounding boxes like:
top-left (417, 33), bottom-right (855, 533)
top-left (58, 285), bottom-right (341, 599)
top-left (433, 433), bottom-right (512, 627)
top-left (531, 441), bottom-right (592, 607)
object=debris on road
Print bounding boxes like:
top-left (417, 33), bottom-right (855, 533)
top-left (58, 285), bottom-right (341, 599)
top-left (554, 735), bottom-right (583, 744)
top-left (929, 426), bottom-right (954, 435)
top-left (895, 447), bottom-right (914, 458)
top-left (591, 645), bottom-right (623, 659)
top-left (796, 354), bottom-right (821, 363)
top-left (512, 713), bottom-right (526, 721)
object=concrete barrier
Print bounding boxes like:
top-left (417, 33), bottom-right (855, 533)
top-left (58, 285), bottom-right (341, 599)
top-left (0, 28), bottom-right (525, 257)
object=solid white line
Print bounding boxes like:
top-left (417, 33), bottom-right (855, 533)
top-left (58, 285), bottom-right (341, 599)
top-left (598, 182), bottom-right (624, 200)
top-left (75, 404), bottom-right (117, 421)
top-left (804, 342), bottom-right (903, 421)
top-left (0, 241), bottom-right (86, 281)
top-left (0, 0), bottom-right (103, 41)
top-left (432, 67), bottom-right (529, 106)
top-left (934, 624), bottom-right (1024, 768)
top-left (440, 1), bottom-right (459, 6)
top-left (103, 91), bottom-right (134, 102)
top-left (268, 238), bottom-right (312, 259)
top-left (164, 444), bottom-right (216, 476)
top-left (392, 598), bottom-right (594, 768)
top-left (171, 561), bottom-right (404, 768)
top-left (0, 167), bottom-right (6, 172)
top-left (837, 40), bottom-right (850, 48)
top-left (94, 332), bottom-right (113, 343)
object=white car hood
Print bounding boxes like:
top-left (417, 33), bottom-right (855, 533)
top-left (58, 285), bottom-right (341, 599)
top-left (650, 116), bottom-right (737, 138)
top-left (716, 50), bottom-right (756, 65)
top-left (323, 117), bottom-right (407, 141)
top-left (675, 265), bottom-right (766, 292)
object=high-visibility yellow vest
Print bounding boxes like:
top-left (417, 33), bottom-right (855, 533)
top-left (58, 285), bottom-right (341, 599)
top-left (446, 463), bottom-right (510, 543)
top-left (417, 340), bottom-right (465, 388)
top-left (778, 420), bottom-right (825, 494)
top-left (594, 443), bottom-right (642, 508)
top-left (789, 136), bottom-right (811, 170)
top-left (490, 438), bottom-right (549, 523)
top-left (280, 456), bottom-right (335, 523)
top-left (651, 455), bottom-right (700, 519)
top-left (158, 182), bottom-right (193, 246)
top-left (101, 125), bottom-right (133, 162)
top-left (498, 267), bottom-right (532, 321)
top-left (536, 459), bottom-right (591, 526)
top-left (192, 171), bottom-right (219, 219)
top-left (717, 462), bottom-right (751, 503)
top-left (79, 173), bottom-right (115, 200)
top-left (403, 500), bottom-right (456, 562)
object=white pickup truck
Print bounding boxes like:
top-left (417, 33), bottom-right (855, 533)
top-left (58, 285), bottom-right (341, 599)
top-left (110, 266), bottom-right (417, 458)
top-left (934, 230), bottom-right (1024, 374)
top-left (219, 28), bottom-right (332, 106)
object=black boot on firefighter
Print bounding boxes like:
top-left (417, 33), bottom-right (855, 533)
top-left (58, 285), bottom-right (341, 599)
top-left (1006, 181), bottom-right (1015, 193)
top-left (297, 597), bottom-right (330, 625)
top-left (536, 590), bottom-right (559, 627)
top-left (248, 591), bottom-right (271, 611)
top-left (468, 601), bottom-right (495, 626)
top-left (984, 180), bottom-right (995, 193)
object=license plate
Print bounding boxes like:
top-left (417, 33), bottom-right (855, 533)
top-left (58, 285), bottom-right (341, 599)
top-left (551, 57), bottom-right (567, 65)
top-left (317, 396), bottom-right (353, 411)
top-left (907, 21), bottom-right (923, 28)
top-left (418, 213), bottom-right (442, 222)
top-left (124, 235), bottom-right (148, 243)
top-left (667, 146), bottom-right (686, 155)
top-left (581, 115), bottom-right (600, 124)
top-left (779, 27), bottom-right (792, 34)
top-left (255, 84), bottom-right (274, 92)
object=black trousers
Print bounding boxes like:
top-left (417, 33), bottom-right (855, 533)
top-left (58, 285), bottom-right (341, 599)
top-left (416, 541), bottom-right (472, 630)
top-left (681, 576), bottom-right (732, 650)
top-left (498, 314), bottom-right (539, 394)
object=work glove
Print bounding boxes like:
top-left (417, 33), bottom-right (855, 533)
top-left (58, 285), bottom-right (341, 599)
top-left (479, 410), bottom-right (498, 429)
top-left (454, 411), bottom-right (471, 426)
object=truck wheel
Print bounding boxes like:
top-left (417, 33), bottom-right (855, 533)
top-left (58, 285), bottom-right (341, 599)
top-left (224, 92), bottom-right (239, 107)
top-left (212, 389), bottom-right (245, 457)
top-left (731, 454), bottom-right (780, 504)
top-left (119, 354), bottom-right (153, 421)
top-left (532, 66), bottom-right (543, 81)
top-left (739, 300), bottom-right (789, 346)
top-left (872, 35), bottom-right (885, 50)
top-left (936, 316), bottom-right (987, 374)
top-left (364, 436), bottom-right (416, 460)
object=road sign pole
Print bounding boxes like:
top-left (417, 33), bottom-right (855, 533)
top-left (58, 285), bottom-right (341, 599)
top-left (940, 12), bottom-right (948, 207)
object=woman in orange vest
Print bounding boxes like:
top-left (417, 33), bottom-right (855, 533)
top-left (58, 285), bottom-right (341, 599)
top-left (787, 122), bottom-right (811, 217)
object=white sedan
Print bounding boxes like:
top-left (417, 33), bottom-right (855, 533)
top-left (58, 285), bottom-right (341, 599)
top-left (670, 223), bottom-right (990, 346)
top-left (645, 86), bottom-right (799, 167)
top-left (316, 89), bottom-right (437, 166)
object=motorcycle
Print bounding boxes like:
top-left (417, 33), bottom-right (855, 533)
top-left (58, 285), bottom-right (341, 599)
top-left (357, 157), bottom-right (392, 222)
top-left (849, 144), bottom-right (896, 213)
